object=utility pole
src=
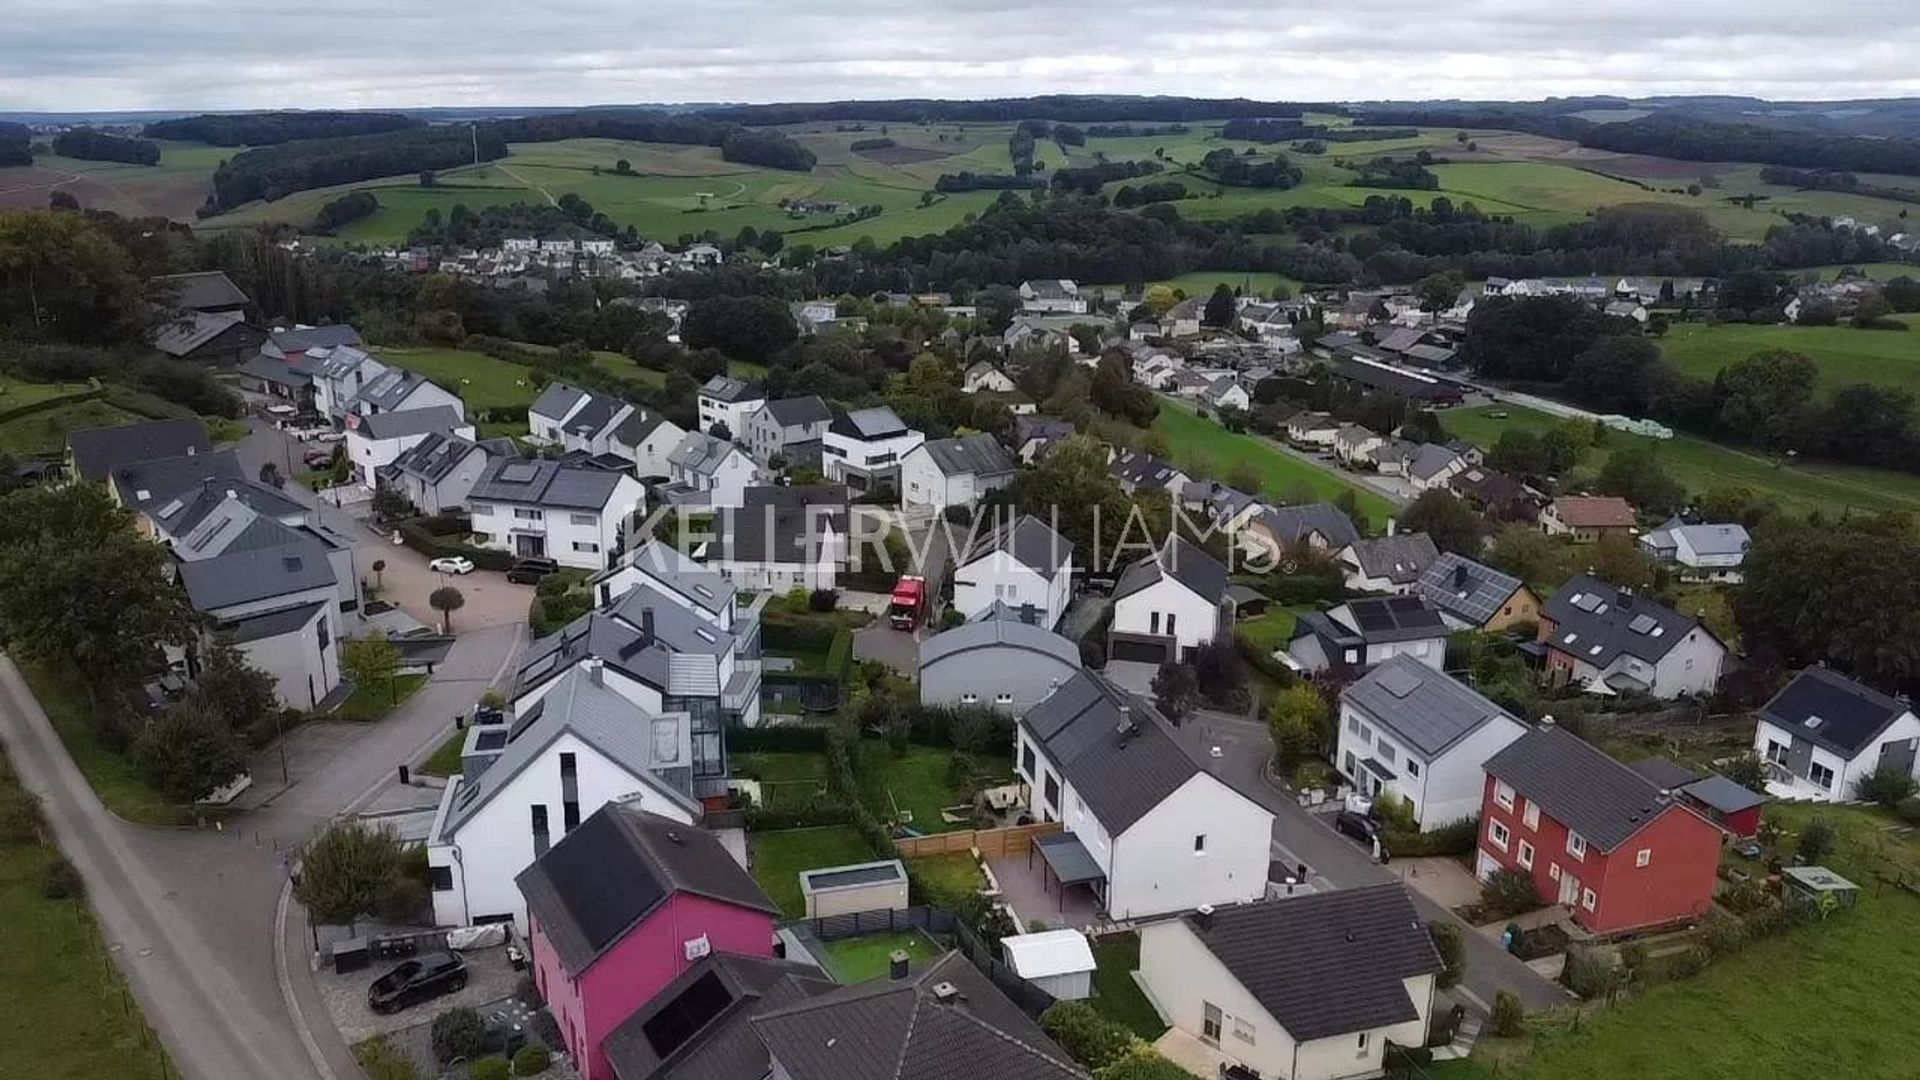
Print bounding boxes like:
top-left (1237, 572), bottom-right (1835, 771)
top-left (471, 123), bottom-right (479, 168)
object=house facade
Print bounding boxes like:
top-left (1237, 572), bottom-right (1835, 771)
top-left (663, 431), bottom-right (763, 509)
top-left (1337, 656), bottom-right (1528, 830)
top-left (899, 433), bottom-right (1016, 511)
top-left (608, 409), bottom-right (685, 480)
top-left (468, 459), bottom-right (646, 571)
top-left (1639, 519), bottom-right (1750, 583)
top-left (951, 513), bottom-right (1074, 629)
top-left (1541, 496), bottom-right (1637, 541)
top-left (344, 405), bottom-right (473, 487)
top-left (821, 406), bottom-right (924, 495)
top-left (696, 375), bottom-right (765, 437)
top-left (741, 395), bottom-right (832, 466)
top-left (1108, 536), bottom-right (1229, 666)
top-left (1413, 553), bottom-right (1540, 633)
top-left (383, 432), bottom-right (498, 516)
top-left (176, 525), bottom-right (342, 710)
top-left (1537, 575), bottom-right (1724, 698)
top-left (703, 488), bottom-right (848, 594)
top-left (1019, 278), bottom-right (1088, 314)
top-left (1288, 597), bottom-right (1450, 678)
top-left (1337, 533), bottom-right (1440, 595)
top-left (919, 605), bottom-right (1083, 715)
top-left (1752, 666), bottom-right (1920, 802)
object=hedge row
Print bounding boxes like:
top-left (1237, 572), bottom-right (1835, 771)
top-left (396, 518), bottom-right (513, 571)
top-left (0, 385), bottom-right (101, 426)
top-left (1383, 816), bottom-right (1478, 858)
top-left (730, 724), bottom-right (831, 753)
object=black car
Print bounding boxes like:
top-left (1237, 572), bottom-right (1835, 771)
top-left (367, 952), bottom-right (467, 1014)
top-left (506, 557), bottom-right (560, 584)
top-left (1334, 809), bottom-right (1383, 845)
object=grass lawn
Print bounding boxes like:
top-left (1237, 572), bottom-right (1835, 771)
top-left (1659, 317), bottom-right (1920, 396)
top-left (855, 743), bottom-right (985, 835)
top-left (0, 770), bottom-right (175, 1079)
top-left (1442, 402), bottom-right (1920, 519)
top-left (16, 662), bottom-right (186, 826)
top-left (0, 399), bottom-right (145, 457)
top-left (732, 750), bottom-right (830, 808)
top-left (1235, 605), bottom-right (1311, 652)
top-left (1089, 933), bottom-right (1166, 1040)
top-left (1154, 403), bottom-right (1396, 530)
top-left (373, 346), bottom-right (542, 414)
top-left (816, 929), bottom-right (942, 983)
top-left (417, 729), bottom-right (466, 778)
top-left (331, 674), bottom-right (428, 723)
top-left (1509, 802), bottom-right (1920, 1080)
top-left (748, 825), bottom-right (879, 918)
top-left (905, 852), bottom-right (985, 899)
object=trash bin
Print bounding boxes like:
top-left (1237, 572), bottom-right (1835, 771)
top-left (332, 937), bottom-right (370, 974)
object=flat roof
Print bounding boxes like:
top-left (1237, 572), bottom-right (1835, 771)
top-left (1001, 930), bottom-right (1095, 979)
top-left (800, 860), bottom-right (906, 892)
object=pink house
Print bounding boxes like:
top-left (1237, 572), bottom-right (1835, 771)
top-left (516, 804), bottom-right (779, 1080)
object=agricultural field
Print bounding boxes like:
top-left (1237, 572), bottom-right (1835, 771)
top-left (1442, 402), bottom-right (1920, 519)
top-left (1659, 317), bottom-right (1920, 395)
top-left (1087, 269), bottom-right (1304, 300)
top-left (0, 398), bottom-right (146, 457)
top-left (0, 139), bottom-right (228, 219)
top-left (1154, 401), bottom-right (1395, 529)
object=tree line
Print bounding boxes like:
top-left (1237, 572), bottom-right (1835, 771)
top-left (0, 122), bottom-right (28, 167)
top-left (206, 125), bottom-right (508, 211)
top-left (313, 191), bottom-right (379, 232)
top-left (143, 110), bottom-right (422, 146)
top-left (690, 95), bottom-right (1307, 125)
top-left (51, 129), bottom-right (160, 166)
top-left (1201, 148), bottom-right (1302, 189)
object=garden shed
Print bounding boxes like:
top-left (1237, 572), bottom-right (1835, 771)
top-left (1000, 928), bottom-right (1096, 1000)
top-left (799, 859), bottom-right (909, 918)
top-left (1783, 865), bottom-right (1859, 911)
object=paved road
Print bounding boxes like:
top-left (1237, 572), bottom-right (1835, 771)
top-left (1179, 708), bottom-right (1571, 1012)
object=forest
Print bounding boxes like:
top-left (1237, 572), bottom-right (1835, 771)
top-left (143, 110), bottom-right (422, 145)
top-left (51, 129), bottom-right (160, 165)
top-left (206, 126), bottom-right (509, 211)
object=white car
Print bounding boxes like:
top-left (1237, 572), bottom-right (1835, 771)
top-left (428, 556), bottom-right (475, 576)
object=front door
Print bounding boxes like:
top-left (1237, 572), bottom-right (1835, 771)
top-left (516, 533), bottom-right (546, 557)
top-left (1558, 869), bottom-right (1581, 907)
top-left (1202, 1002), bottom-right (1223, 1044)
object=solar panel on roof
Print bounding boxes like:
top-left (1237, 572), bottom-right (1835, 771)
top-left (1386, 596), bottom-right (1423, 613)
top-left (500, 462), bottom-right (540, 483)
top-left (543, 812), bottom-right (664, 953)
top-left (1353, 606), bottom-right (1393, 632)
top-left (1571, 592), bottom-right (1602, 612)
top-left (1627, 613), bottom-right (1658, 635)
top-left (1376, 664), bottom-right (1423, 699)
top-left (642, 970), bottom-right (733, 1058)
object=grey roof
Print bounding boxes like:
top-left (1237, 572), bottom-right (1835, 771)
top-left (1681, 774), bottom-right (1767, 815)
top-left (220, 600), bottom-right (326, 644)
top-left (239, 352), bottom-right (314, 388)
top-left (268, 324), bottom-right (362, 352)
top-left (1108, 449), bottom-right (1185, 491)
top-left (564, 391), bottom-right (627, 439)
top-left (1647, 521), bottom-right (1751, 559)
top-left (1254, 503), bottom-right (1361, 551)
top-left (592, 541), bottom-right (737, 616)
top-left (959, 514), bottom-right (1073, 580)
top-left (713, 499), bottom-right (847, 567)
top-left (699, 375), bottom-right (761, 404)
top-left (1541, 575), bottom-right (1704, 667)
top-left (919, 613), bottom-right (1081, 671)
top-left (469, 457), bottom-right (630, 511)
top-left (153, 270), bottom-right (248, 312)
top-left (1343, 655), bottom-right (1522, 759)
top-left (830, 406), bottom-right (909, 441)
top-left (106, 449), bottom-right (302, 539)
top-left (517, 586), bottom-right (735, 696)
top-left (1377, 326), bottom-right (1426, 353)
top-left (1414, 553), bottom-right (1525, 627)
top-left (604, 954), bottom-right (834, 1080)
top-left (176, 527), bottom-right (336, 612)
top-left (916, 433), bottom-right (1014, 480)
top-left (1760, 666), bottom-right (1915, 759)
top-left (1484, 727), bottom-right (1683, 851)
top-left (1627, 757), bottom-right (1700, 790)
top-left (355, 405), bottom-right (462, 441)
top-left (1406, 443), bottom-right (1465, 482)
top-left (353, 367), bottom-right (438, 412)
top-left (388, 432), bottom-right (484, 484)
top-left (613, 407), bottom-right (672, 450)
top-left (516, 804), bottom-right (777, 975)
top-left (68, 418), bottom-right (211, 481)
top-left (1015, 415), bottom-right (1074, 445)
top-left (668, 431), bottom-right (742, 477)
top-left (750, 951), bottom-right (1084, 1080)
top-left (1343, 533), bottom-right (1439, 586)
top-left (761, 396), bottom-right (832, 427)
top-left (157, 479), bottom-right (305, 541)
top-left (1293, 596), bottom-right (1449, 650)
top-left (444, 667), bottom-right (698, 838)
top-left (153, 310), bottom-right (249, 356)
top-left (1022, 671), bottom-right (1212, 834)
top-left (1185, 885), bottom-right (1441, 1042)
top-left (529, 382), bottom-right (589, 423)
top-left (1112, 535), bottom-right (1229, 606)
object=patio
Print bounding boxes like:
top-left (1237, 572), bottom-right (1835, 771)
top-left (988, 833), bottom-right (1105, 931)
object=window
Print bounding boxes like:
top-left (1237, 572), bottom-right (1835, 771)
top-left (1043, 772), bottom-right (1060, 811)
top-left (1488, 820), bottom-right (1511, 851)
top-left (1517, 840), bottom-right (1534, 868)
top-left (1523, 800), bottom-right (1539, 830)
top-left (961, 693), bottom-right (978, 704)
top-left (1150, 612), bottom-right (1160, 635)
top-left (1636, 848), bottom-right (1652, 868)
top-left (428, 866), bottom-right (453, 892)
top-left (1494, 781), bottom-right (1515, 811)
top-left (1231, 1018), bottom-right (1255, 1045)
top-left (1581, 887), bottom-right (1598, 912)
top-left (1377, 742), bottom-right (1396, 766)
top-left (1765, 740), bottom-right (1790, 767)
top-left (569, 513), bottom-right (596, 526)
top-left (1202, 1003), bottom-right (1222, 1043)
top-left (995, 692), bottom-right (1013, 706)
top-left (560, 753), bottom-right (580, 832)
top-left (1548, 863), bottom-right (1561, 881)
top-left (1344, 752), bottom-right (1357, 776)
top-left (1356, 1031), bottom-right (1371, 1054)
top-left (513, 507), bottom-right (544, 521)
top-left (1358, 723), bottom-right (1374, 744)
top-left (1809, 761), bottom-right (1836, 791)
top-left (531, 805), bottom-right (550, 856)
top-left (1193, 834), bottom-right (1207, 855)
top-left (572, 541), bottom-right (600, 553)
top-left (1567, 832), bottom-right (1587, 860)
top-left (470, 502), bottom-right (494, 515)
top-left (1020, 744), bottom-right (1036, 778)
top-left (1166, 613), bottom-right (1177, 636)
top-left (1347, 715), bottom-right (1361, 736)
top-left (1406, 759), bottom-right (1421, 778)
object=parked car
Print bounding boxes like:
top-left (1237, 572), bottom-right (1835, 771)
top-left (506, 557), bottom-right (560, 585)
top-left (429, 556), bottom-right (475, 576)
top-left (1334, 809), bottom-right (1383, 846)
top-left (366, 952), bottom-right (467, 1014)
top-left (302, 448), bottom-right (336, 469)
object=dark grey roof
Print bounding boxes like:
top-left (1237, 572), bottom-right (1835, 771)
top-left (960, 514), bottom-right (1073, 580)
top-left (517, 586), bottom-right (738, 696)
top-left (268, 324), bottom-right (362, 352)
top-left (1112, 536), bottom-right (1229, 605)
top-left (68, 418), bottom-right (211, 481)
top-left (750, 951), bottom-right (1084, 1080)
top-left (469, 458), bottom-right (631, 511)
top-left (152, 271), bottom-right (248, 312)
top-left (1627, 757), bottom-right (1700, 791)
top-left (565, 392), bottom-right (626, 439)
top-left (239, 353), bottom-right (314, 388)
top-left (355, 405), bottom-right (462, 441)
top-left (177, 528), bottom-right (336, 611)
top-left (699, 375), bottom-right (761, 404)
top-left (354, 367), bottom-right (439, 412)
top-left (1759, 666), bottom-right (1914, 759)
top-left (1183, 885), bottom-right (1442, 1042)
top-left (1681, 774), bottom-right (1767, 815)
top-left (1108, 449), bottom-right (1185, 491)
top-left (1414, 553), bottom-right (1525, 626)
top-left (1406, 443), bottom-right (1464, 482)
top-left (156, 478), bottom-right (305, 539)
top-left (714, 498), bottom-right (848, 567)
top-left (613, 408), bottom-right (672, 449)
top-left (529, 382), bottom-right (588, 422)
top-left (220, 600), bottom-right (326, 644)
top-left (917, 433), bottom-right (1014, 479)
top-left (919, 613), bottom-right (1080, 671)
top-left (515, 804), bottom-right (776, 976)
top-left (1022, 671), bottom-right (1211, 834)
top-left (1540, 575), bottom-right (1703, 668)
top-left (829, 406), bottom-right (909, 441)
top-left (668, 431), bottom-right (742, 477)
top-left (1342, 533), bottom-right (1439, 586)
top-left (605, 954), bottom-right (834, 1080)
top-left (152, 310), bottom-right (250, 356)
top-left (1292, 597), bottom-right (1449, 654)
top-left (1014, 415), bottom-right (1074, 445)
top-left (1330, 358), bottom-right (1464, 401)
top-left (1484, 727), bottom-right (1682, 851)
top-left (1255, 503), bottom-right (1361, 551)
top-left (388, 432), bottom-right (484, 484)
top-left (762, 396), bottom-right (832, 427)
top-left (1342, 655), bottom-right (1521, 758)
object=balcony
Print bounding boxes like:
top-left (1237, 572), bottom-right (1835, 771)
top-left (721, 659), bottom-right (762, 713)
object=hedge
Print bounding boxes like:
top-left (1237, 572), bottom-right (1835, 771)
top-left (730, 724), bottom-right (830, 753)
top-left (760, 613), bottom-right (842, 654)
top-left (397, 518), bottom-right (513, 571)
top-left (743, 799), bottom-right (855, 831)
top-left (1383, 816), bottom-right (1478, 858)
top-left (1235, 633), bottom-right (1298, 687)
top-left (0, 385), bottom-right (100, 425)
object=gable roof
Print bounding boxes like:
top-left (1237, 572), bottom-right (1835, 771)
top-left (613, 407), bottom-right (673, 451)
top-left (1484, 726), bottom-right (1683, 850)
top-left (761, 395), bottom-right (832, 427)
top-left (604, 954), bottom-right (835, 1080)
top-left (700, 375), bottom-right (761, 404)
top-left (176, 526), bottom-right (336, 611)
top-left (1184, 885), bottom-right (1440, 1042)
top-left (1295, 596), bottom-right (1449, 649)
top-left (1406, 443), bottom-right (1465, 482)
top-left (1021, 671), bottom-right (1214, 834)
top-left (529, 382), bottom-right (588, 423)
top-left (1760, 666), bottom-right (1916, 759)
top-left (1540, 575), bottom-right (1703, 667)
top-left (669, 431), bottom-right (745, 477)
top-left (1108, 449), bottom-right (1186, 492)
top-left (152, 270), bottom-right (248, 312)
top-left (388, 431), bottom-right (486, 484)
top-left (1112, 535), bottom-right (1229, 606)
top-left (750, 951), bottom-right (1084, 1080)
top-left (1342, 533), bottom-right (1439, 586)
top-left (152, 310), bottom-right (250, 356)
top-left (469, 458), bottom-right (630, 511)
top-left (221, 599), bottom-right (327, 644)
top-left (515, 803), bottom-right (776, 976)
top-left (959, 514), bottom-right (1073, 580)
top-left (354, 405), bottom-right (463, 441)
top-left (1413, 553), bottom-right (1525, 626)
top-left (712, 499), bottom-right (846, 567)
top-left (1658, 522), bottom-right (1751, 559)
top-left (68, 418), bottom-right (211, 481)
top-left (917, 433), bottom-right (1014, 480)
top-left (1550, 495), bottom-right (1637, 529)
top-left (1254, 503), bottom-right (1361, 551)
top-left (1343, 655), bottom-right (1521, 758)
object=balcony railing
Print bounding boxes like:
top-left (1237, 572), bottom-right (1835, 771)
top-left (721, 660), bottom-right (762, 712)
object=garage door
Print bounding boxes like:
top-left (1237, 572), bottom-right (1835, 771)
top-left (1110, 638), bottom-right (1171, 665)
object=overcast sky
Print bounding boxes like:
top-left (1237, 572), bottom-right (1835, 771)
top-left (6, 0), bottom-right (1920, 112)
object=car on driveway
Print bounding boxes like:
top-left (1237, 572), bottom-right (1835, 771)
top-left (1334, 809), bottom-right (1385, 850)
top-left (505, 557), bottom-right (560, 585)
top-left (302, 448), bottom-right (336, 469)
top-left (428, 556), bottom-right (475, 575)
top-left (366, 952), bottom-right (467, 1014)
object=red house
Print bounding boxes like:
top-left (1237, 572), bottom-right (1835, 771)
top-left (1475, 726), bottom-right (1723, 935)
top-left (516, 804), bottom-right (779, 1080)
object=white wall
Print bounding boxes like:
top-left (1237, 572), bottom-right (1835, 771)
top-left (232, 603), bottom-right (338, 710)
top-left (1337, 704), bottom-right (1524, 830)
top-left (562, 403), bottom-right (634, 457)
top-left (349, 424), bottom-right (473, 488)
top-left (1109, 773), bottom-right (1270, 919)
top-left (1112, 577), bottom-right (1220, 656)
top-left (952, 556), bottom-right (1069, 629)
top-left (1647, 628), bottom-right (1726, 698)
top-left (822, 429), bottom-right (925, 484)
top-left (1365, 637), bottom-right (1445, 670)
top-left (469, 474), bottom-right (643, 571)
top-left (1754, 714), bottom-right (1920, 801)
top-left (617, 419), bottom-right (688, 480)
top-left (699, 394), bottom-right (764, 438)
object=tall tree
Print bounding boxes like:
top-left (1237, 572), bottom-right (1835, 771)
top-left (130, 697), bottom-right (248, 803)
top-left (680, 294), bottom-right (798, 365)
top-left (1737, 514), bottom-right (1920, 687)
top-left (341, 633), bottom-right (401, 703)
top-left (1202, 284), bottom-right (1236, 328)
top-left (0, 210), bottom-right (150, 343)
top-left (1396, 490), bottom-right (1488, 555)
top-left (293, 820), bottom-right (413, 929)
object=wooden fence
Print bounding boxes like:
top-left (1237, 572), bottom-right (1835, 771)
top-left (893, 820), bottom-right (1060, 860)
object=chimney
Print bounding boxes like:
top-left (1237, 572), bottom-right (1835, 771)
top-left (930, 981), bottom-right (959, 1003)
top-left (1453, 563), bottom-right (1469, 589)
top-left (584, 657), bottom-right (604, 686)
top-left (1539, 714), bottom-right (1555, 728)
top-left (889, 950), bottom-right (911, 980)
top-left (1194, 903), bottom-right (1215, 930)
top-left (1116, 703), bottom-right (1134, 734)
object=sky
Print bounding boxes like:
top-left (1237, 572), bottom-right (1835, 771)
top-left (5, 0), bottom-right (1920, 112)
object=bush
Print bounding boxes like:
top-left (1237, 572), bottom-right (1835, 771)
top-left (1384, 817), bottom-right (1478, 858)
top-left (1898, 796), bottom-right (1920, 826)
top-left (353, 1035), bottom-right (421, 1080)
top-left (1700, 910), bottom-right (1751, 958)
top-left (470, 1058), bottom-right (511, 1080)
top-left (431, 1007), bottom-right (487, 1063)
top-left (1798, 817), bottom-right (1836, 864)
top-left (42, 856), bottom-right (84, 899)
top-left (807, 588), bottom-right (839, 612)
top-left (1561, 946), bottom-right (1620, 999)
top-left (0, 786), bottom-right (43, 844)
top-left (512, 1043), bottom-right (551, 1075)
top-left (742, 799), bottom-right (854, 831)
top-left (1384, 1045), bottom-right (1435, 1075)
top-left (1489, 990), bottom-right (1525, 1037)
top-left (1479, 868), bottom-right (1543, 920)
top-left (729, 725), bottom-right (830, 753)
top-left (1038, 1000), bottom-right (1133, 1072)
top-left (1854, 765), bottom-right (1918, 808)
top-left (1428, 922), bottom-right (1465, 990)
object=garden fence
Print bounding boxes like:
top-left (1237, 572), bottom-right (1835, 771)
top-left (786, 904), bottom-right (1056, 1018)
top-left (893, 820), bottom-right (1060, 859)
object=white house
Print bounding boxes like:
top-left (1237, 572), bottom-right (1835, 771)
top-left (1108, 449), bottom-right (1192, 499)
top-left (952, 513), bottom-right (1074, 629)
top-left (175, 522), bottom-right (342, 710)
top-left (1403, 444), bottom-right (1470, 493)
top-left (1109, 536), bottom-right (1229, 666)
top-left (344, 405), bottom-right (473, 488)
top-left (1137, 885), bottom-right (1442, 1080)
top-left (742, 395), bottom-right (833, 466)
top-left (899, 433), bottom-right (1015, 511)
top-left (1640, 518), bottom-right (1751, 583)
top-left (663, 431), bottom-right (764, 509)
top-left (822, 406), bottom-right (924, 496)
top-left (382, 432), bottom-right (500, 515)
top-left (426, 664), bottom-right (702, 932)
top-left (1015, 672), bottom-right (1273, 920)
top-left (468, 459), bottom-right (646, 571)
top-left (1286, 412), bottom-right (1341, 446)
top-left (1334, 425), bottom-right (1386, 466)
top-left (962, 361), bottom-right (1017, 395)
top-left (527, 382), bottom-right (633, 456)
top-left (608, 408), bottom-right (686, 480)
top-left (1337, 656), bottom-right (1529, 829)
top-left (1753, 667), bottom-right (1920, 803)
top-left (1288, 596), bottom-right (1450, 678)
top-left (1337, 533), bottom-right (1440, 595)
top-left (1019, 279), bottom-right (1088, 314)
top-left (697, 375), bottom-right (765, 438)
top-left (1539, 575), bottom-right (1725, 698)
top-left (1203, 376), bottom-right (1251, 412)
top-left (302, 344), bottom-right (388, 423)
top-left (703, 486), bottom-right (849, 593)
top-left (350, 367), bottom-right (465, 420)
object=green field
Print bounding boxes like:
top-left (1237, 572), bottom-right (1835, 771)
top-left (1154, 401), bottom-right (1395, 529)
top-left (1659, 317), bottom-right (1920, 395)
top-left (1443, 402), bottom-right (1920, 518)
top-left (748, 826), bottom-right (878, 918)
top-left (0, 398), bottom-right (146, 457)
top-left (1088, 270), bottom-right (1303, 301)
top-left (817, 930), bottom-right (942, 983)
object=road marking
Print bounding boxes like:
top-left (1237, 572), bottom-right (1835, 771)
top-left (274, 879), bottom-right (339, 1080)
top-left (1457, 986), bottom-right (1490, 1013)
